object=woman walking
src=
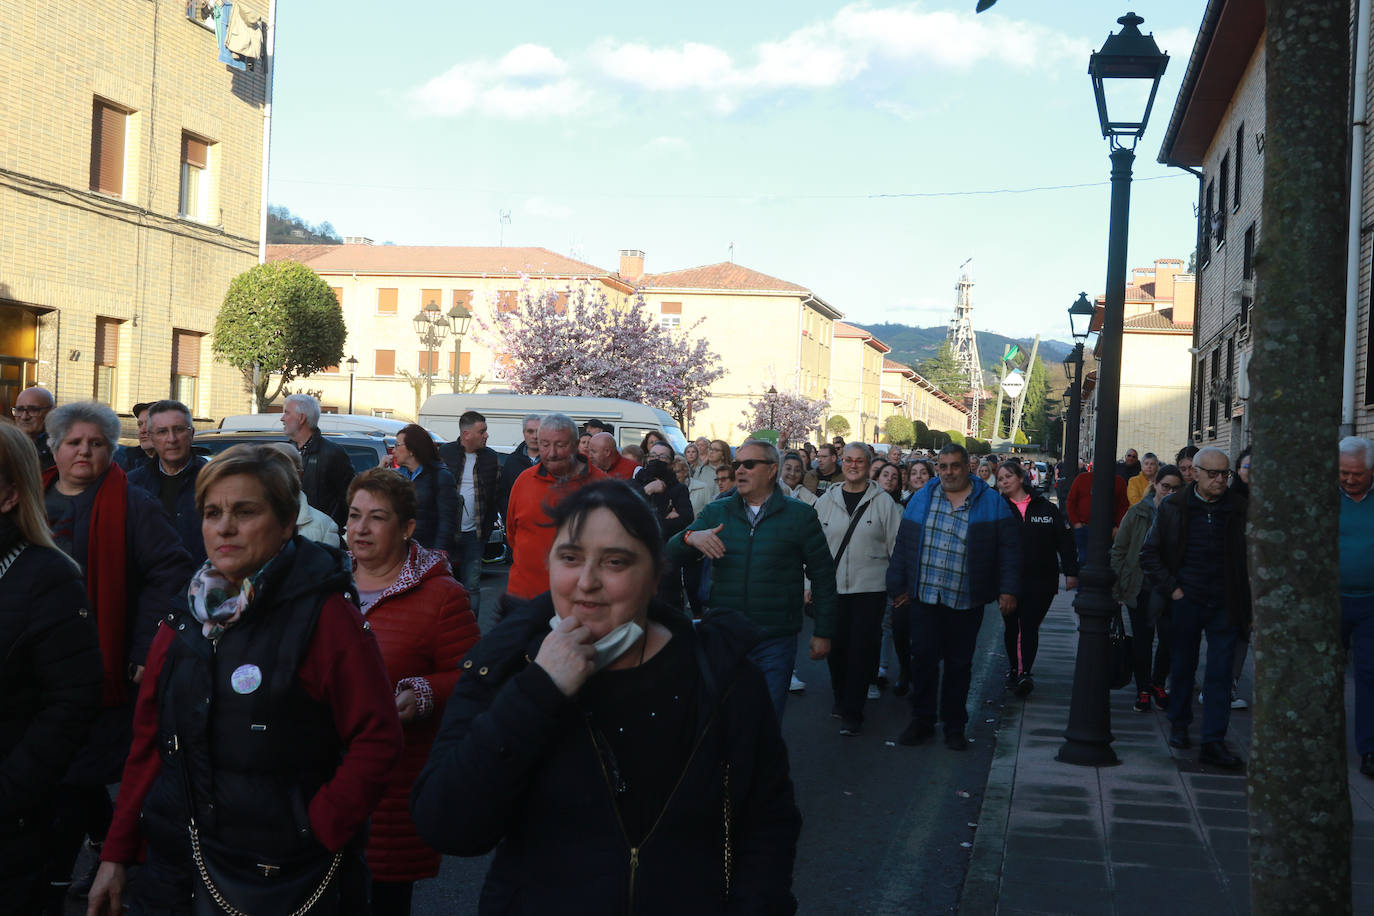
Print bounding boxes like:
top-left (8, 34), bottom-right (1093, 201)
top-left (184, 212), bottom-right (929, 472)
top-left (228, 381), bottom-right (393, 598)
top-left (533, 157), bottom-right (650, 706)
top-left (411, 481), bottom-right (802, 913)
top-left (993, 460), bottom-right (1078, 697)
top-left (1126, 452), bottom-right (1159, 506)
top-left (393, 423), bottom-right (458, 556)
top-left (1111, 464), bottom-right (1183, 712)
top-left (346, 469), bottom-right (479, 914)
top-left (814, 444), bottom-right (902, 735)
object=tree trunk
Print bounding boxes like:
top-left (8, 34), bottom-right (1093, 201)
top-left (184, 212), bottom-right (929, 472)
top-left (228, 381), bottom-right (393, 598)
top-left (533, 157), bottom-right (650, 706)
top-left (1249, 1), bottom-right (1352, 911)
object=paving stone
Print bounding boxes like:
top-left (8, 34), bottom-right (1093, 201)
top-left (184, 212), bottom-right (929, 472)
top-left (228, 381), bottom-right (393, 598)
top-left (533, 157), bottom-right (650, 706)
top-left (1109, 821), bottom-right (1202, 846)
top-left (1001, 855), bottom-right (1109, 891)
top-left (1207, 827), bottom-right (1249, 850)
top-left (1109, 803), bottom-right (1194, 824)
top-left (1194, 790), bottom-right (1248, 810)
top-left (1005, 834), bottom-right (1107, 862)
top-left (1008, 814), bottom-right (1101, 838)
top-left (1111, 865), bottom-right (1232, 913)
top-left (1109, 839), bottom-right (1210, 869)
top-left (1197, 807), bottom-right (1249, 830)
top-left (1021, 798), bottom-right (1096, 817)
top-left (995, 879), bottom-right (1114, 916)
top-left (1018, 782), bottom-right (1091, 798)
top-left (1109, 786), bottom-right (1187, 804)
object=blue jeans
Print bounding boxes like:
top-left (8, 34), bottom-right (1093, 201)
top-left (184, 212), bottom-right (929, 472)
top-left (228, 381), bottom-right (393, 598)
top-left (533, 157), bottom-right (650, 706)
top-left (452, 530), bottom-right (483, 623)
top-left (1073, 526), bottom-right (1089, 568)
top-left (1168, 595), bottom-right (1239, 743)
top-left (1343, 594), bottom-right (1374, 755)
top-left (748, 634), bottom-right (798, 723)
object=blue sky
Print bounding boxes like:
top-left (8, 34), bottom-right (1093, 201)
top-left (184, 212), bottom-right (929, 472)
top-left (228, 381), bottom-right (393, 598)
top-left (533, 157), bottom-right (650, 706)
top-left (267, 1), bottom-right (1206, 340)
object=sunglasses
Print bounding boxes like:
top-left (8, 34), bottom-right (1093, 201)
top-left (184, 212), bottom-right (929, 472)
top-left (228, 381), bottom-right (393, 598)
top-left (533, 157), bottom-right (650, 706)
top-left (732, 459), bottom-right (776, 471)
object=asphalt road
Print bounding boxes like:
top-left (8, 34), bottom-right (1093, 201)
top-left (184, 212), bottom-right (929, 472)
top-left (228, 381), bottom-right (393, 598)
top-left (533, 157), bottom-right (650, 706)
top-left (413, 569), bottom-right (1008, 916)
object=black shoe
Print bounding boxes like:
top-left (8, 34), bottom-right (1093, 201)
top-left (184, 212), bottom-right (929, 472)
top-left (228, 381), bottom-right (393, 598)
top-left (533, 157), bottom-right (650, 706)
top-left (898, 721), bottom-right (936, 746)
top-left (1134, 690), bottom-right (1152, 713)
top-left (1199, 741), bottom-right (1244, 770)
top-left (1169, 728), bottom-right (1191, 749)
top-left (1005, 670), bottom-right (1019, 690)
top-left (839, 720), bottom-right (862, 737)
top-left (945, 731), bottom-right (969, 751)
top-left (1151, 684), bottom-right (1170, 709)
top-left (831, 704), bottom-right (842, 719)
top-left (893, 677), bottom-right (910, 697)
top-left (1362, 753), bottom-right (1374, 779)
top-left (1014, 673), bottom-right (1034, 698)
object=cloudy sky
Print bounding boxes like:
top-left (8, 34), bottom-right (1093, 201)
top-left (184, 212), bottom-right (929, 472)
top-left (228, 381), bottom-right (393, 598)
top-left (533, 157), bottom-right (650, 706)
top-left (267, 1), bottom-right (1206, 339)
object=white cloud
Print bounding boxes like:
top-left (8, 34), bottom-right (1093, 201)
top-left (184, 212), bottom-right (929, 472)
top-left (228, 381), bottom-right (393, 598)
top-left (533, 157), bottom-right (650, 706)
top-left (499, 44), bottom-right (567, 79)
top-left (409, 47), bottom-right (589, 118)
top-left (596, 40), bottom-right (736, 91)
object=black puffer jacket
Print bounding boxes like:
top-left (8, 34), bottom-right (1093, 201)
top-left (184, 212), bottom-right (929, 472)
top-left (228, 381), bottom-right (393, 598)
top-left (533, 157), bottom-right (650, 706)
top-left (1140, 484), bottom-right (1252, 627)
top-left (411, 594), bottom-right (801, 915)
top-left (0, 520), bottom-right (103, 895)
top-left (1006, 494), bottom-right (1078, 598)
top-left (410, 463), bottom-right (458, 553)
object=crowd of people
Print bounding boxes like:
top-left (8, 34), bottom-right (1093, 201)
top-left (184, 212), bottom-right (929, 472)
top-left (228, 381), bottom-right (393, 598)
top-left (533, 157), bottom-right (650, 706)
top-left (0, 383), bottom-right (1362, 913)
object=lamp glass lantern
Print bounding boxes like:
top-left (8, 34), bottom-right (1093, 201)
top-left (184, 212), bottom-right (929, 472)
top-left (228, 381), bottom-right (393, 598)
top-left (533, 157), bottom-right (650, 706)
top-left (345, 355), bottom-right (358, 376)
top-left (447, 301), bottom-right (472, 337)
top-left (1088, 12), bottom-right (1169, 145)
top-left (1068, 292), bottom-right (1096, 341)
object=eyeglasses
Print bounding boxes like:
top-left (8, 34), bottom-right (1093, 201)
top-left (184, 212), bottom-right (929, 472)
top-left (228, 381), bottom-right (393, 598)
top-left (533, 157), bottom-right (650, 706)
top-left (1156, 481), bottom-right (1179, 493)
top-left (1197, 467), bottom-right (1232, 480)
top-left (150, 425), bottom-right (193, 440)
top-left (10, 406), bottom-right (46, 416)
top-left (841, 457), bottom-right (867, 465)
top-left (731, 459), bottom-right (776, 471)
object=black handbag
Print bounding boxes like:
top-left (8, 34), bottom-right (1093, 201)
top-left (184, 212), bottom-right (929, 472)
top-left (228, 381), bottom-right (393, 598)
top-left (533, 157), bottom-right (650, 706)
top-left (189, 822), bottom-right (343, 916)
top-left (1108, 608), bottom-right (1134, 690)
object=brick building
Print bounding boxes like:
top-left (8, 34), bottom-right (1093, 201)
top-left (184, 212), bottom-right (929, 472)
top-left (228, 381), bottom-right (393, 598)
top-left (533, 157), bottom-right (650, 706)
top-left (0, 0), bottom-right (268, 422)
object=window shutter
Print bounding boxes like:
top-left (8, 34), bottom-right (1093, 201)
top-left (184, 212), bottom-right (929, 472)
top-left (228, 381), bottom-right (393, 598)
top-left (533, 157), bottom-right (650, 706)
top-left (182, 134), bottom-right (208, 170)
top-left (172, 329), bottom-right (201, 376)
top-left (660, 301), bottom-right (682, 314)
top-left (418, 351), bottom-right (440, 373)
top-left (95, 317), bottom-right (120, 366)
top-left (420, 289), bottom-right (441, 311)
top-left (377, 288), bottom-right (398, 314)
top-left (90, 100), bottom-right (126, 196)
top-left (452, 289), bottom-right (472, 309)
top-left (449, 351), bottom-right (471, 375)
top-left (497, 290), bottom-right (518, 313)
top-left (375, 350), bottom-right (396, 375)
top-left (330, 286), bottom-right (343, 305)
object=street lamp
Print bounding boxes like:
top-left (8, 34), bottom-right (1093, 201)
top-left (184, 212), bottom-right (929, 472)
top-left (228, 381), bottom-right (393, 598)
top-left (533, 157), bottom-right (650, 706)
top-left (345, 355), bottom-right (358, 415)
top-left (767, 384), bottom-right (778, 431)
top-left (1058, 12), bottom-right (1168, 769)
top-left (412, 299), bottom-right (450, 403)
top-left (448, 301), bottom-right (472, 393)
top-left (1061, 292), bottom-right (1094, 486)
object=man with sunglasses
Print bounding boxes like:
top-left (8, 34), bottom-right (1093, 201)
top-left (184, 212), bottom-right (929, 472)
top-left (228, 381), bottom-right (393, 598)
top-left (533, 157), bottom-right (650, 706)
top-left (1141, 446), bottom-right (1249, 770)
top-left (668, 439), bottom-right (837, 721)
top-left (12, 386), bottom-right (55, 470)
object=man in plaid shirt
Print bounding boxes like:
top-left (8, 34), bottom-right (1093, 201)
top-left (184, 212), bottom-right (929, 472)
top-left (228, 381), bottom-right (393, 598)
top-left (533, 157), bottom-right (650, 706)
top-left (888, 444), bottom-right (1020, 749)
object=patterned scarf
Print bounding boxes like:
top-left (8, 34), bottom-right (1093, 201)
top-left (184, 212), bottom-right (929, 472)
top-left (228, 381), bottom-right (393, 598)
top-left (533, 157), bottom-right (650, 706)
top-left (186, 555), bottom-right (276, 639)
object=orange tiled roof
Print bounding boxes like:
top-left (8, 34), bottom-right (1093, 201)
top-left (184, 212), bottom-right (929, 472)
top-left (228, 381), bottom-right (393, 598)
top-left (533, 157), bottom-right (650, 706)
top-left (265, 244), bottom-right (617, 278)
top-left (638, 262), bottom-right (810, 293)
top-left (834, 322), bottom-right (870, 338)
top-left (1124, 311), bottom-right (1191, 331)
top-left (881, 389), bottom-right (902, 403)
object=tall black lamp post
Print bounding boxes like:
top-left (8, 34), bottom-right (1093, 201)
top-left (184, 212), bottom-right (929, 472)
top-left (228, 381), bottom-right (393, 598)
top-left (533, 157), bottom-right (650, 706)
top-left (1057, 12), bottom-right (1168, 768)
top-left (1061, 292), bottom-right (1094, 492)
top-left (448, 301), bottom-right (472, 393)
top-left (345, 355), bottom-right (358, 415)
top-left (412, 300), bottom-right (450, 403)
top-left (767, 385), bottom-right (778, 431)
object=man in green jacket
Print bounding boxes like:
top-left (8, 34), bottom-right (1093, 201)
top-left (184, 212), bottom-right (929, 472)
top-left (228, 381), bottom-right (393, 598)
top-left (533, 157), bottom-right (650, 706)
top-left (668, 439), bottom-right (837, 720)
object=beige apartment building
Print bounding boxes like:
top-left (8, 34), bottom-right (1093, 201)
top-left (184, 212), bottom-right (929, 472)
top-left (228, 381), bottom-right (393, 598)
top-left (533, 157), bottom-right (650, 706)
top-left (829, 323), bottom-right (889, 443)
top-left (0, 0), bottom-right (269, 421)
top-left (266, 244), bottom-right (633, 418)
top-left (881, 359), bottom-right (970, 438)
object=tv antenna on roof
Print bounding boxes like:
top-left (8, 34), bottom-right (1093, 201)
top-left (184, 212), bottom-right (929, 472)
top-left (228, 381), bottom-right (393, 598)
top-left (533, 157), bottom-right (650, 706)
top-left (728, 242), bottom-right (735, 262)
top-left (499, 209), bottom-right (512, 246)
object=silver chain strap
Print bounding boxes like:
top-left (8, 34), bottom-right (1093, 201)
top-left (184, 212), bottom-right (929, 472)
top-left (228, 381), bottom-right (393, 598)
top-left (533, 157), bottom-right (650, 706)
top-left (189, 821), bottom-right (343, 916)
top-left (723, 763), bottom-right (732, 898)
top-left (0, 542), bottom-right (27, 580)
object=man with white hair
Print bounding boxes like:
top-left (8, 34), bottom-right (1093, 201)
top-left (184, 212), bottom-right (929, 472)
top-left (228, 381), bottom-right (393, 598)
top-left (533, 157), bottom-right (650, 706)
top-left (1340, 435), bottom-right (1374, 778)
top-left (1141, 445), bottom-right (1250, 770)
top-left (12, 385), bottom-right (55, 470)
top-left (281, 393), bottom-right (354, 529)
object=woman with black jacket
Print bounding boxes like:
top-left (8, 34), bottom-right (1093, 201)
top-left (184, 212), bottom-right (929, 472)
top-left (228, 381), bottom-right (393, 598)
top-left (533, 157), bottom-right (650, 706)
top-left (633, 441), bottom-right (695, 610)
top-left (411, 481), bottom-right (801, 914)
top-left (0, 423), bottom-right (103, 912)
top-left (994, 461), bottom-right (1078, 697)
top-left (394, 424), bottom-right (458, 556)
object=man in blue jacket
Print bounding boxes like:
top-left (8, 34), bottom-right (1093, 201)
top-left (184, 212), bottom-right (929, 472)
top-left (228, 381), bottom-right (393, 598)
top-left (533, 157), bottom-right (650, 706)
top-left (127, 399), bottom-right (207, 564)
top-left (888, 444), bottom-right (1020, 749)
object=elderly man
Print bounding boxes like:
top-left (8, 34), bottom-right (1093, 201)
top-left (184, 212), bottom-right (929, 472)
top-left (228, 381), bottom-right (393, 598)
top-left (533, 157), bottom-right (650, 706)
top-left (127, 400), bottom-right (207, 563)
top-left (1141, 446), bottom-right (1249, 770)
top-left (588, 431), bottom-right (639, 480)
top-left (281, 393), bottom-right (354, 529)
top-left (497, 413), bottom-right (542, 522)
top-left (440, 410), bottom-right (500, 621)
top-left (1116, 448), bottom-right (1142, 481)
top-left (887, 444), bottom-right (1020, 750)
top-left (12, 385), bottom-right (55, 470)
top-left (1341, 436), bottom-right (1374, 779)
top-left (668, 439), bottom-right (837, 720)
top-left (505, 413), bottom-right (605, 601)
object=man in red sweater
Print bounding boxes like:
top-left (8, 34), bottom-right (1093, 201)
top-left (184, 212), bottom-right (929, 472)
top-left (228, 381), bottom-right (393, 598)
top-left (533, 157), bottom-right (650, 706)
top-left (506, 414), bottom-right (605, 600)
top-left (587, 432), bottom-right (640, 480)
top-left (1066, 469), bottom-right (1129, 566)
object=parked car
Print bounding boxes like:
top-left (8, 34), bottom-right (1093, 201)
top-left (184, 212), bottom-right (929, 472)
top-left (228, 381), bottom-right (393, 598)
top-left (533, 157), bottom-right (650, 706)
top-left (190, 429), bottom-right (390, 475)
top-left (218, 412), bottom-right (442, 443)
top-left (420, 393), bottom-right (688, 454)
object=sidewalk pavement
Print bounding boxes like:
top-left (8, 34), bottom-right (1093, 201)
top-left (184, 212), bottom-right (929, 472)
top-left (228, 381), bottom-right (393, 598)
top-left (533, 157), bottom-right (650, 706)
top-left (962, 590), bottom-right (1374, 915)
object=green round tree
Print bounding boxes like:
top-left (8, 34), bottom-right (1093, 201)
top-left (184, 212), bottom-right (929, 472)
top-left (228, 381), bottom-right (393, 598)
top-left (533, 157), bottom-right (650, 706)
top-left (912, 420), bottom-right (930, 448)
top-left (826, 414), bottom-right (851, 437)
top-left (213, 261), bottom-right (347, 410)
top-left (884, 415), bottom-right (915, 446)
top-left (1013, 428), bottom-right (1029, 445)
top-left (946, 429), bottom-right (966, 446)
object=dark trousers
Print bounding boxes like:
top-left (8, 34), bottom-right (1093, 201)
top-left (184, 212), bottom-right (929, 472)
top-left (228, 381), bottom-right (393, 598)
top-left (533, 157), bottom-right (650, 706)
top-left (1128, 588), bottom-right (1171, 693)
top-left (1343, 594), bottom-right (1374, 755)
top-left (827, 592), bottom-right (887, 724)
top-left (1001, 591), bottom-right (1053, 676)
top-left (890, 600), bottom-right (911, 684)
top-left (682, 562), bottom-right (704, 618)
top-left (44, 782), bottom-right (113, 906)
top-left (1168, 595), bottom-right (1238, 743)
top-left (1073, 526), bottom-right (1089, 568)
top-left (373, 879), bottom-right (415, 916)
top-left (908, 601), bottom-right (984, 735)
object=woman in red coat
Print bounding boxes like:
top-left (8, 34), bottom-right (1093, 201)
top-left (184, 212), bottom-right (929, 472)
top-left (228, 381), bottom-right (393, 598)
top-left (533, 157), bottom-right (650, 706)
top-left (347, 469), bottom-right (480, 916)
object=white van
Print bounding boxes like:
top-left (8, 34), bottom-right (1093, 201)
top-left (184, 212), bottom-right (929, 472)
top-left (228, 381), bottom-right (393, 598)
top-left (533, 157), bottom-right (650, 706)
top-left (420, 394), bottom-right (689, 454)
top-left (218, 413), bottom-right (439, 440)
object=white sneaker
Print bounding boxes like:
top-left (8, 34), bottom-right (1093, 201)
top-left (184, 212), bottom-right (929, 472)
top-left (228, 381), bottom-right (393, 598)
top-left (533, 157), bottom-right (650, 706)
top-left (789, 672), bottom-right (806, 693)
top-left (1231, 695), bottom-right (1249, 710)
top-left (867, 684), bottom-right (882, 700)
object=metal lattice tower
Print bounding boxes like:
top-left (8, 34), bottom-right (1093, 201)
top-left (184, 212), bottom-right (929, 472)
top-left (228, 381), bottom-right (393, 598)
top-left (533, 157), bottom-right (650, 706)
top-left (948, 261), bottom-right (982, 434)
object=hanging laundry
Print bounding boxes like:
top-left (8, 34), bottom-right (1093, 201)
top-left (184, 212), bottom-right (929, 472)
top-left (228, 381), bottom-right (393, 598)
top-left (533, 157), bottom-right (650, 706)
top-left (225, 1), bottom-right (263, 60)
top-left (213, 2), bottom-right (248, 72)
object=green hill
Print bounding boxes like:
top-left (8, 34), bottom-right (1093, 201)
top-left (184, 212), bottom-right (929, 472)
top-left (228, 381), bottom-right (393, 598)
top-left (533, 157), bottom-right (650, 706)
top-left (856, 323), bottom-right (1073, 375)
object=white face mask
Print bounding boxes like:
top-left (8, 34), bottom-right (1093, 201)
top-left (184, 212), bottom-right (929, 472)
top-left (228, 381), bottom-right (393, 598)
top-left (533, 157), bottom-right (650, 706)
top-left (549, 615), bottom-right (645, 673)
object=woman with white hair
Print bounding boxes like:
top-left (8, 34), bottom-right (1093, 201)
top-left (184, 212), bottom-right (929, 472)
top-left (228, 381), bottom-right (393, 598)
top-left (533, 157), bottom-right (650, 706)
top-left (39, 401), bottom-right (195, 903)
top-left (268, 442), bottom-right (343, 546)
top-left (0, 423), bottom-right (104, 911)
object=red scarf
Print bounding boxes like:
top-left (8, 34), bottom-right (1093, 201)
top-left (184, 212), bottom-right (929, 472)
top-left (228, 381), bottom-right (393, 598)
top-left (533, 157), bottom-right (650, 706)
top-left (44, 463), bottom-right (130, 706)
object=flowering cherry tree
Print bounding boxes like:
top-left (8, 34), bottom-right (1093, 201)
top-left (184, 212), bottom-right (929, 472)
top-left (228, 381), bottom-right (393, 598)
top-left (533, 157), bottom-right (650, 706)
top-left (737, 389), bottom-right (828, 445)
top-left (480, 282), bottom-right (724, 422)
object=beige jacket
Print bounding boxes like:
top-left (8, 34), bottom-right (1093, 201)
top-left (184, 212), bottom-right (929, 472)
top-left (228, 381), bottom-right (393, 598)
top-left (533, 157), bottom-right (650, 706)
top-left (813, 481), bottom-right (902, 594)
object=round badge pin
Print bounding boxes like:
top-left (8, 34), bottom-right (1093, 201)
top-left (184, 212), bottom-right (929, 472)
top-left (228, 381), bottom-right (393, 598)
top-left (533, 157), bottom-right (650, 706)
top-left (230, 663), bottom-right (263, 694)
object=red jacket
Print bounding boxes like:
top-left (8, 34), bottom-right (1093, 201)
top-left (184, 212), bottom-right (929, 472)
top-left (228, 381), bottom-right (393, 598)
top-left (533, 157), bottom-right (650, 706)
top-left (102, 595), bottom-right (403, 863)
top-left (360, 543), bottom-right (479, 882)
top-left (506, 463), bottom-right (606, 599)
top-left (1066, 471), bottom-right (1129, 527)
top-left (601, 454), bottom-right (640, 480)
